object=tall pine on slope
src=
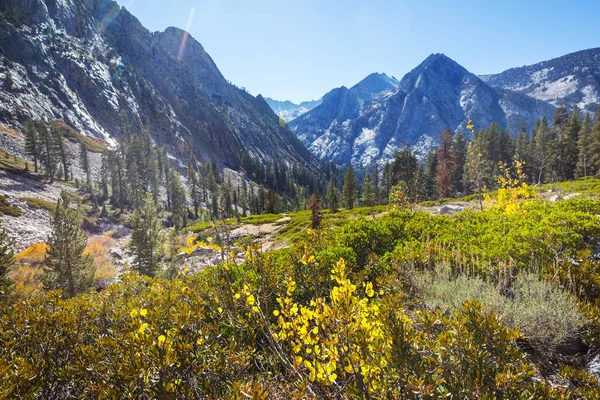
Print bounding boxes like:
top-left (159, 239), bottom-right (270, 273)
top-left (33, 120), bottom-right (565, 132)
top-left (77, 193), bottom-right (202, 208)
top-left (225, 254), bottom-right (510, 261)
top-left (52, 122), bottom-right (70, 181)
top-left (80, 143), bottom-right (91, 189)
top-left (168, 168), bottom-right (188, 231)
top-left (342, 166), bottom-right (357, 210)
top-left (44, 191), bottom-right (94, 298)
top-left (577, 112), bottom-right (594, 178)
top-left (24, 118), bottom-right (39, 173)
top-left (128, 195), bottom-right (163, 277)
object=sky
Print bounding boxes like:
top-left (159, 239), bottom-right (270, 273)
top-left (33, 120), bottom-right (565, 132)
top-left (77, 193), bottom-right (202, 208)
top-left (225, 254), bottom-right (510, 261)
top-left (115, 0), bottom-right (600, 103)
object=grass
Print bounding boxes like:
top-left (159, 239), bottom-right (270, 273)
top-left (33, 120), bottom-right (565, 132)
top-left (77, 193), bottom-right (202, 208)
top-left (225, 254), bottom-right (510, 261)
top-left (0, 148), bottom-right (29, 174)
top-left (0, 194), bottom-right (21, 217)
top-left (20, 197), bottom-right (56, 211)
top-left (53, 120), bottom-right (108, 153)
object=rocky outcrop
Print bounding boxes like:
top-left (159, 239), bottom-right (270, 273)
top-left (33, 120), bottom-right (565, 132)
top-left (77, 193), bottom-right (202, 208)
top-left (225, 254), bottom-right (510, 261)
top-left (481, 48), bottom-right (600, 113)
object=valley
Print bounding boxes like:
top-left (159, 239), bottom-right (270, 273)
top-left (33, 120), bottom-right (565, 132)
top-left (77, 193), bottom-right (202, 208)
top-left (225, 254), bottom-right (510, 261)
top-left (1, 0), bottom-right (600, 398)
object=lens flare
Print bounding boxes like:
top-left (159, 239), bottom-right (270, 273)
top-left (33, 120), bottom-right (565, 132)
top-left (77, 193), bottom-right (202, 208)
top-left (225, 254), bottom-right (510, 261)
top-left (177, 8), bottom-right (196, 61)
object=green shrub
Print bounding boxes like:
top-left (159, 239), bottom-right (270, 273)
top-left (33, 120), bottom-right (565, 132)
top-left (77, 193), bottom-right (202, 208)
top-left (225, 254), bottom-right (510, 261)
top-left (0, 195), bottom-right (21, 217)
top-left (20, 197), bottom-right (56, 211)
top-left (414, 269), bottom-right (588, 354)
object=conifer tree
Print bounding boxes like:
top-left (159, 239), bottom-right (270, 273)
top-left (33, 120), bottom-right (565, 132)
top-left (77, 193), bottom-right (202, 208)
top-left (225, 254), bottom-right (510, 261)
top-left (190, 170), bottom-right (201, 219)
top-left (342, 166), bottom-right (357, 209)
top-left (590, 106), bottom-right (600, 175)
top-left (451, 132), bottom-right (467, 194)
top-left (563, 106), bottom-right (581, 180)
top-left (52, 122), bottom-right (70, 182)
top-left (514, 122), bottom-right (530, 169)
top-left (44, 191), bottom-right (94, 298)
top-left (326, 178), bottom-right (338, 213)
top-left (0, 229), bottom-right (14, 295)
top-left (309, 193), bottom-right (321, 229)
top-left (435, 129), bottom-right (456, 198)
top-left (577, 112), bottom-right (594, 178)
top-left (99, 153), bottom-right (110, 201)
top-left (24, 118), bottom-right (39, 173)
top-left (423, 150), bottom-right (437, 199)
top-left (372, 165), bottom-right (380, 204)
top-left (169, 169), bottom-right (188, 231)
top-left (128, 195), bottom-right (163, 277)
top-left (532, 117), bottom-right (551, 184)
top-left (361, 172), bottom-right (375, 207)
top-left (79, 143), bottom-right (91, 189)
top-left (39, 119), bottom-right (56, 182)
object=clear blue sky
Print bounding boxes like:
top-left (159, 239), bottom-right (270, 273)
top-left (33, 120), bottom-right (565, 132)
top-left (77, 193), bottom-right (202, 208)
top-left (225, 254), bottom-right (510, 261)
top-left (115, 0), bottom-right (600, 103)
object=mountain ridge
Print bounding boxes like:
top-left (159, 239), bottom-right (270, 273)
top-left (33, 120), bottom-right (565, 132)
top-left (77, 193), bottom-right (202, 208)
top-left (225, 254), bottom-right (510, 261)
top-left (0, 0), bottom-right (317, 171)
top-left (290, 53), bottom-right (555, 167)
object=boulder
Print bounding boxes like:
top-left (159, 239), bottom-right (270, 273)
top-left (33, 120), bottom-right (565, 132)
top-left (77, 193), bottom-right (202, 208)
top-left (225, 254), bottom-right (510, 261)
top-left (439, 204), bottom-right (464, 215)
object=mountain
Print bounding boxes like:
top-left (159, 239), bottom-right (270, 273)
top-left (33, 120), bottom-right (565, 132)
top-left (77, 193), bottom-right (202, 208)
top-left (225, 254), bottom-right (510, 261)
top-left (290, 55), bottom-right (555, 167)
top-left (0, 0), bottom-right (315, 170)
top-left (265, 97), bottom-right (322, 122)
top-left (481, 48), bottom-right (600, 113)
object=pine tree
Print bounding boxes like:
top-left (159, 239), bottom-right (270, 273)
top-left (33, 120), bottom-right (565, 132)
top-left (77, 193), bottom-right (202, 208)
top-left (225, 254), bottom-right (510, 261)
top-left (24, 118), bottom-right (39, 173)
top-left (0, 229), bottom-right (14, 295)
top-left (361, 172), bottom-right (375, 207)
top-left (451, 132), bottom-right (467, 194)
top-left (435, 129), bottom-right (456, 198)
top-left (577, 112), bottom-right (594, 178)
top-left (591, 106), bottom-right (600, 176)
top-left (326, 178), bottom-right (338, 213)
top-left (309, 193), bottom-right (322, 229)
top-left (169, 169), bottom-right (188, 231)
top-left (372, 165), bottom-right (380, 204)
top-left (532, 117), bottom-right (551, 184)
top-left (190, 170), bottom-right (201, 219)
top-left (128, 195), bottom-right (163, 277)
top-left (52, 122), bottom-right (69, 182)
top-left (563, 106), bottom-right (581, 180)
top-left (44, 191), bottom-right (94, 298)
top-left (423, 150), bottom-right (437, 199)
top-left (39, 119), bottom-right (56, 182)
top-left (79, 143), bottom-right (91, 189)
top-left (514, 122), bottom-right (530, 168)
top-left (342, 166), bottom-right (357, 209)
top-left (99, 153), bottom-right (109, 201)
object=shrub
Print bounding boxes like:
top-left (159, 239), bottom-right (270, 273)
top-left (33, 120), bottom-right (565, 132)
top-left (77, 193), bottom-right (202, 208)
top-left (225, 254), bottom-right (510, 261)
top-left (0, 195), bottom-right (21, 217)
top-left (414, 269), bottom-right (588, 354)
top-left (20, 196), bottom-right (56, 211)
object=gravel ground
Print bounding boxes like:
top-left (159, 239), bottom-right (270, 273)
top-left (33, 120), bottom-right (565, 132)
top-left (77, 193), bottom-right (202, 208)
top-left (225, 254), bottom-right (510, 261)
top-left (0, 169), bottom-right (77, 250)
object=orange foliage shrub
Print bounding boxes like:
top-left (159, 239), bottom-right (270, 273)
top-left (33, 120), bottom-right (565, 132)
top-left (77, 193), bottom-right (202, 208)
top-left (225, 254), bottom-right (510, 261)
top-left (15, 242), bottom-right (48, 265)
top-left (85, 236), bottom-right (117, 287)
top-left (8, 265), bottom-right (44, 298)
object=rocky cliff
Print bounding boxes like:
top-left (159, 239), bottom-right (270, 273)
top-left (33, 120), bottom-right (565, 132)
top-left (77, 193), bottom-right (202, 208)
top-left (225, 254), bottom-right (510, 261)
top-left (0, 0), bottom-right (315, 169)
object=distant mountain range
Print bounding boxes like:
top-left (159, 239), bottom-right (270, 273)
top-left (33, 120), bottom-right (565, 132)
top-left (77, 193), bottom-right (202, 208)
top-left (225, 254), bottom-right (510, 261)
top-left (287, 55), bottom-right (559, 166)
top-left (264, 98), bottom-right (322, 122)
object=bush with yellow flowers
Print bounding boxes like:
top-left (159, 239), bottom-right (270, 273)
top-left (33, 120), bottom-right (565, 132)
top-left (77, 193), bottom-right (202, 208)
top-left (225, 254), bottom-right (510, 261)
top-left (2, 195), bottom-right (600, 398)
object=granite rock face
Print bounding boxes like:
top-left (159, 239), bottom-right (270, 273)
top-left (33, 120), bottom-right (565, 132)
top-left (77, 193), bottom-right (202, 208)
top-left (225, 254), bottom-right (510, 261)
top-left (0, 0), bottom-right (315, 169)
top-left (481, 48), bottom-right (600, 113)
